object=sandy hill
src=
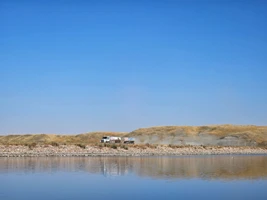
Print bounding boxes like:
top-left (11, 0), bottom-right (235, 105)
top-left (0, 125), bottom-right (266, 146)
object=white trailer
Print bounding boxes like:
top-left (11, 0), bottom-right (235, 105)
top-left (101, 136), bottom-right (121, 143)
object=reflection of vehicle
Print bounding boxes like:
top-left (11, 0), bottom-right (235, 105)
top-left (101, 136), bottom-right (121, 143)
top-left (123, 137), bottom-right (135, 144)
top-left (99, 157), bottom-right (129, 177)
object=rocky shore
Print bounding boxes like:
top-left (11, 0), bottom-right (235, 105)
top-left (1, 145), bottom-right (267, 157)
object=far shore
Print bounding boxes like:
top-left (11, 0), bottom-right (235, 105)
top-left (1, 144), bottom-right (267, 157)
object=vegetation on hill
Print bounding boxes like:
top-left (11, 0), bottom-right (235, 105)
top-left (0, 132), bottom-right (126, 146)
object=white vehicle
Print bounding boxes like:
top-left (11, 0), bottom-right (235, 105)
top-left (101, 136), bottom-right (121, 143)
top-left (123, 137), bottom-right (135, 144)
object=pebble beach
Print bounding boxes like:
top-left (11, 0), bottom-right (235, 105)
top-left (1, 145), bottom-right (267, 157)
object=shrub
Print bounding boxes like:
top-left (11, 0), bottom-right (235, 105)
top-left (122, 145), bottom-right (128, 150)
top-left (169, 144), bottom-right (180, 148)
top-left (76, 144), bottom-right (86, 149)
top-left (51, 142), bottom-right (59, 147)
top-left (104, 143), bottom-right (111, 148)
top-left (111, 144), bottom-right (117, 149)
top-left (28, 143), bottom-right (37, 149)
top-left (134, 144), bottom-right (146, 149)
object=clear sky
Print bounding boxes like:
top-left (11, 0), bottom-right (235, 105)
top-left (1, 0), bottom-right (267, 134)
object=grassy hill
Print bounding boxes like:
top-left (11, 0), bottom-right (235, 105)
top-left (0, 132), bottom-right (126, 146)
top-left (0, 125), bottom-right (266, 146)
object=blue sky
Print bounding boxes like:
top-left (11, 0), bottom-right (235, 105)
top-left (1, 0), bottom-right (267, 134)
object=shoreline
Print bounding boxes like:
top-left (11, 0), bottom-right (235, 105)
top-left (1, 145), bottom-right (267, 157)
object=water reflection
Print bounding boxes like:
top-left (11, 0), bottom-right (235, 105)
top-left (0, 155), bottom-right (266, 180)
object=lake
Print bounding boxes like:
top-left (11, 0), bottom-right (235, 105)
top-left (0, 155), bottom-right (267, 200)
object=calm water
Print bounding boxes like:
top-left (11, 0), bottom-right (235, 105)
top-left (0, 155), bottom-right (267, 200)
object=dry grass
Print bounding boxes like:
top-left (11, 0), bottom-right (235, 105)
top-left (0, 132), bottom-right (126, 146)
top-left (128, 125), bottom-right (267, 145)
